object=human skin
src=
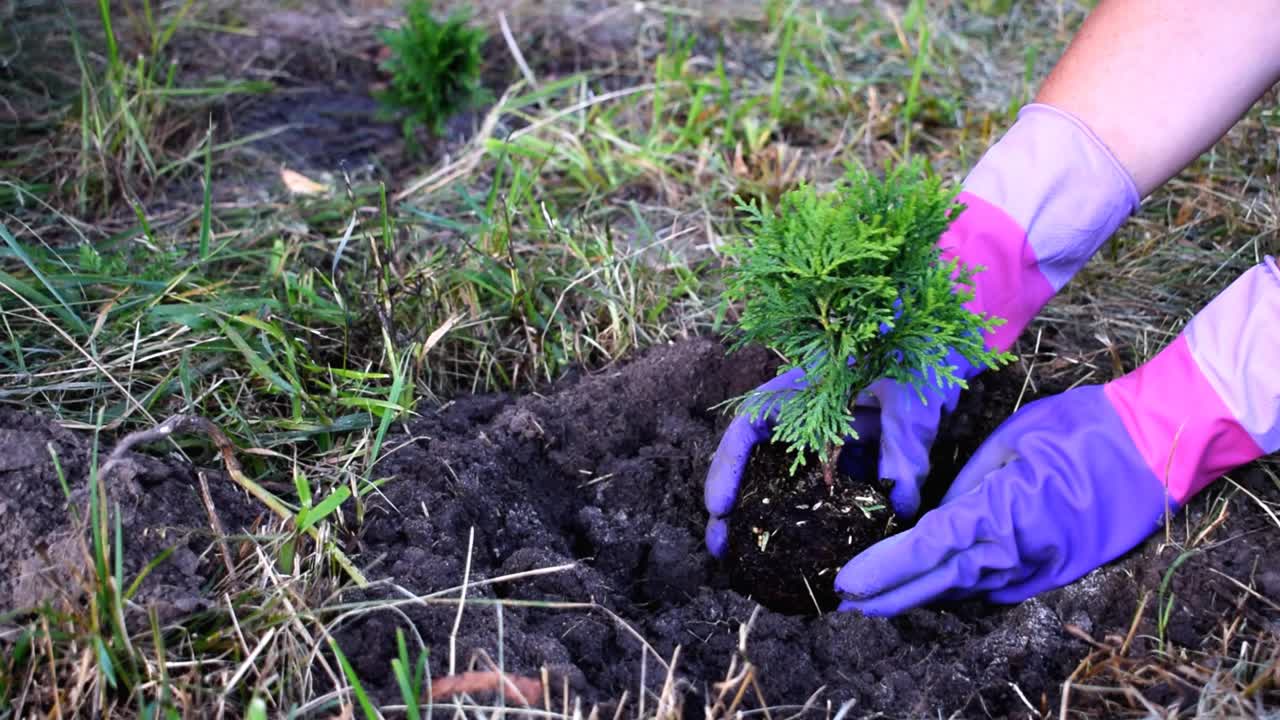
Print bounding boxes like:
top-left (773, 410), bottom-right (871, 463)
top-left (1034, 0), bottom-right (1280, 197)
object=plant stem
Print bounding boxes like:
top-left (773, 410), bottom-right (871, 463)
top-left (821, 441), bottom-right (838, 489)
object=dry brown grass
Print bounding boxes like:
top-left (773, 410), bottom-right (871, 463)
top-left (2, 0), bottom-right (1278, 717)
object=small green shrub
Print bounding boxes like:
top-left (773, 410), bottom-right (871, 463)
top-left (725, 159), bottom-right (1014, 480)
top-left (376, 0), bottom-right (491, 140)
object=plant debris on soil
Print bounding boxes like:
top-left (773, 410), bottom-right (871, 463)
top-left (7, 337), bottom-right (1278, 716)
top-left (724, 442), bottom-right (897, 615)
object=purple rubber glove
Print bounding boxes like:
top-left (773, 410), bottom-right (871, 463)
top-left (706, 103), bottom-right (1140, 554)
top-left (836, 257), bottom-right (1280, 615)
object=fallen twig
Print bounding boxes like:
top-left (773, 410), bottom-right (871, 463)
top-left (428, 671), bottom-right (543, 705)
top-left (197, 469), bottom-right (237, 581)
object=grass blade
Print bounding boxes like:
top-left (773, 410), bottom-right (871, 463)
top-left (368, 329), bottom-right (411, 480)
top-left (330, 638), bottom-right (379, 720)
top-left (213, 318), bottom-right (298, 396)
top-left (246, 697), bottom-right (268, 720)
top-left (297, 486), bottom-right (350, 532)
top-left (96, 636), bottom-right (118, 688)
top-left (97, 0), bottom-right (121, 76)
top-left (393, 629), bottom-right (423, 720)
top-left (199, 130), bottom-right (212, 259)
top-left (0, 225), bottom-right (89, 334)
top-left (124, 547), bottom-right (177, 600)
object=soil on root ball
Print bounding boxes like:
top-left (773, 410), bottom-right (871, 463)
top-left (721, 367), bottom-right (1015, 617)
top-left (725, 444), bottom-right (896, 614)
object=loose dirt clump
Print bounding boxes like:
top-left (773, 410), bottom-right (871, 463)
top-left (2, 339), bottom-right (1276, 716)
top-left (0, 410), bottom-right (258, 623)
top-left (333, 336), bottom-right (1273, 716)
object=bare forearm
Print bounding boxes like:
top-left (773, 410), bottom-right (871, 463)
top-left (1035, 0), bottom-right (1280, 197)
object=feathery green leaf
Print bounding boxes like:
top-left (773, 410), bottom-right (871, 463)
top-left (725, 158), bottom-right (1014, 474)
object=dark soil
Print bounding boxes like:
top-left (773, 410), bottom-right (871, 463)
top-left (2, 337), bottom-right (1278, 716)
top-left (725, 443), bottom-right (897, 615)
top-left (0, 409), bottom-right (259, 622)
top-left (334, 337), bottom-right (1280, 716)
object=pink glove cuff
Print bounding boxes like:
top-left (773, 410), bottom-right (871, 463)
top-left (1103, 257), bottom-right (1280, 503)
top-left (939, 193), bottom-right (1053, 352)
top-left (939, 103), bottom-right (1141, 352)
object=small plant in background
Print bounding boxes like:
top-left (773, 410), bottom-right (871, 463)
top-left (725, 159), bottom-right (1015, 484)
top-left (376, 0), bottom-right (491, 143)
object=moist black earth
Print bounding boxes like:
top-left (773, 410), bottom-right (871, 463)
top-left (1, 337), bottom-right (1278, 717)
top-left (0, 410), bottom-right (259, 622)
top-left (725, 442), bottom-right (898, 615)
top-left (721, 356), bottom-right (1035, 618)
top-left (337, 337), bottom-right (1280, 716)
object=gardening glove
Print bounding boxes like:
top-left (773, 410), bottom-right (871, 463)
top-left (835, 257), bottom-right (1280, 616)
top-left (705, 103), bottom-right (1140, 556)
top-left (704, 366), bottom-right (884, 557)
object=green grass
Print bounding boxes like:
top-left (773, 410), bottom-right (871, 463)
top-left (1, 0), bottom-right (271, 217)
top-left (1, 0), bottom-right (1278, 717)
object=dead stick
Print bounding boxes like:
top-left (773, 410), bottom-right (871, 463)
top-left (198, 470), bottom-right (237, 581)
top-left (428, 671), bottom-right (542, 705)
top-left (1119, 591), bottom-right (1149, 656)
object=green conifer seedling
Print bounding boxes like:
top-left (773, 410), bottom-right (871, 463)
top-left (725, 159), bottom-right (1014, 485)
top-left (376, 0), bottom-right (491, 142)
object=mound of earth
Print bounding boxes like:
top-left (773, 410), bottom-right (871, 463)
top-left (1, 337), bottom-right (1274, 716)
top-left (338, 337), bottom-right (1278, 716)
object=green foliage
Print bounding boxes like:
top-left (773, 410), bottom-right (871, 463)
top-left (392, 628), bottom-right (429, 720)
top-left (330, 638), bottom-right (379, 720)
top-left (726, 159), bottom-right (1014, 474)
top-left (376, 0), bottom-right (491, 141)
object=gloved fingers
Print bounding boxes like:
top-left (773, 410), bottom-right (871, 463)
top-left (938, 441), bottom-right (1015, 506)
top-left (985, 559), bottom-right (1080, 604)
top-left (877, 417), bottom-right (932, 518)
top-left (835, 537), bottom-right (1018, 616)
top-left (752, 365), bottom-right (811, 401)
top-left (937, 413), bottom-right (1026, 505)
top-left (703, 383), bottom-right (792, 557)
top-left (938, 392), bottom-right (1072, 506)
top-left (704, 517), bottom-right (730, 559)
top-left (704, 415), bottom-right (766, 518)
top-left (867, 378), bottom-right (942, 518)
top-left (987, 580), bottom-right (1047, 605)
top-left (833, 484), bottom-right (1015, 604)
top-left (703, 368), bottom-right (806, 557)
top-left (841, 563), bottom-right (1027, 614)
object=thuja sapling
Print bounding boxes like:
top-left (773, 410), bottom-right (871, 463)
top-left (725, 159), bottom-right (1014, 488)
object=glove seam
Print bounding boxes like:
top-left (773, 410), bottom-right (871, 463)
top-left (1017, 102), bottom-right (1143, 211)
